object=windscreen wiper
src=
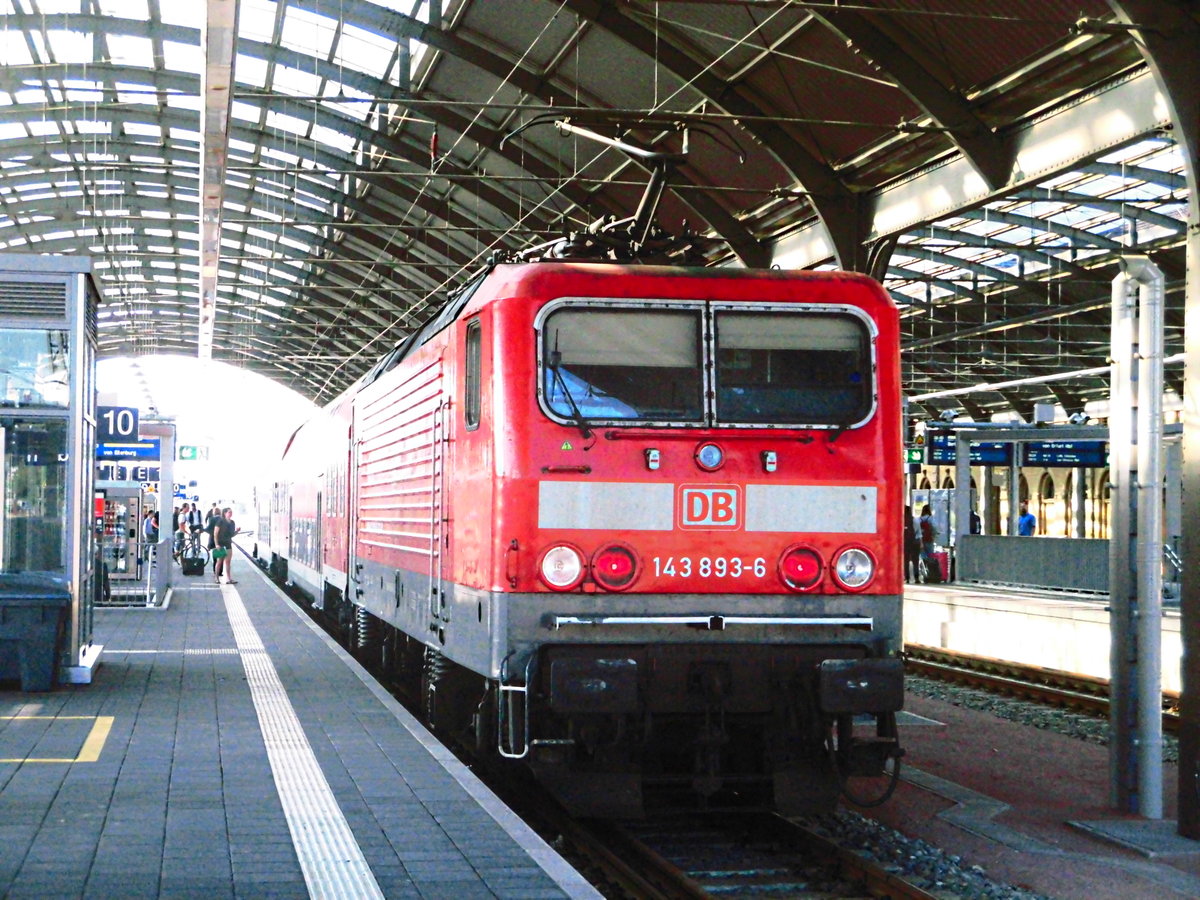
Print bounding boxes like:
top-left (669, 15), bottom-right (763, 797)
top-left (548, 343), bottom-right (593, 441)
top-left (826, 418), bottom-right (855, 450)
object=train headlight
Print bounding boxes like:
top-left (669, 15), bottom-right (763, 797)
top-left (592, 543), bottom-right (639, 591)
top-left (694, 442), bottom-right (724, 471)
top-left (539, 544), bottom-right (586, 590)
top-left (779, 544), bottom-right (823, 591)
top-left (833, 546), bottom-right (875, 591)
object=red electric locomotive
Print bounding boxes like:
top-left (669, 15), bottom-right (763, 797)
top-left (259, 123), bottom-right (904, 816)
top-left (261, 259), bottom-right (904, 816)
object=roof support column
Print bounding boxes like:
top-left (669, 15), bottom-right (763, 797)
top-left (199, 0), bottom-right (239, 359)
top-left (1108, 256), bottom-right (1165, 818)
top-left (1110, 0), bottom-right (1200, 838)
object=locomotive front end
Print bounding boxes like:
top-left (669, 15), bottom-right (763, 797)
top-left (495, 266), bottom-right (904, 816)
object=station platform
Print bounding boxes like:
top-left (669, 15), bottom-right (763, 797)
top-left (0, 552), bottom-right (599, 899)
top-left (875, 687), bottom-right (1200, 899)
top-left (904, 582), bottom-right (1182, 692)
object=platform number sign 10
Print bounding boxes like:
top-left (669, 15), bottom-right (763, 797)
top-left (98, 406), bottom-right (139, 443)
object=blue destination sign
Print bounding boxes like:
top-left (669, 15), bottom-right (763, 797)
top-left (1023, 440), bottom-right (1107, 467)
top-left (97, 439), bottom-right (161, 460)
top-left (927, 432), bottom-right (1013, 465)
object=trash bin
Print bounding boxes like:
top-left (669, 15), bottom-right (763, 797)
top-left (0, 574), bottom-right (71, 691)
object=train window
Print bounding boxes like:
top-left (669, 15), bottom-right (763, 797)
top-left (541, 308), bottom-right (703, 422)
top-left (714, 312), bottom-right (871, 425)
top-left (464, 319), bottom-right (481, 430)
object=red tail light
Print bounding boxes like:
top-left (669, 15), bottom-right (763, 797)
top-left (779, 544), bottom-right (823, 591)
top-left (592, 544), bottom-right (639, 591)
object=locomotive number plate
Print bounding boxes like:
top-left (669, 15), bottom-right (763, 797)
top-left (651, 556), bottom-right (768, 579)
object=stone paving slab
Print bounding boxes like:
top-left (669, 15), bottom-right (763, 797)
top-left (0, 559), bottom-right (598, 899)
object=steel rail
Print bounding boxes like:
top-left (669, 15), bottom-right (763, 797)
top-left (905, 643), bottom-right (1180, 733)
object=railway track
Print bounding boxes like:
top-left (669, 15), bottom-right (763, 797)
top-left (558, 811), bottom-right (944, 899)
top-left (904, 643), bottom-right (1180, 733)
top-left (286, 582), bottom-right (944, 897)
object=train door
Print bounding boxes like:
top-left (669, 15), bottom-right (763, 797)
top-left (314, 491), bottom-right (323, 578)
top-left (429, 385), bottom-right (448, 629)
top-left (349, 432), bottom-right (363, 605)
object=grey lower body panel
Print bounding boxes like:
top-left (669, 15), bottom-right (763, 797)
top-left (351, 557), bottom-right (901, 680)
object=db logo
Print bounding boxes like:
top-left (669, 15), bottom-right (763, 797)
top-left (678, 485), bottom-right (742, 529)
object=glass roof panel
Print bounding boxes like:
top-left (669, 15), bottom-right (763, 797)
top-left (323, 83), bottom-right (373, 122)
top-left (14, 87), bottom-right (49, 104)
top-left (239, 0), bottom-right (279, 44)
top-left (37, 1), bottom-right (83, 14)
top-left (237, 54), bottom-right (269, 88)
top-left (265, 110), bottom-right (310, 137)
top-left (1, 30), bottom-right (34, 65)
top-left (107, 33), bottom-right (154, 68)
top-left (311, 123), bottom-right (355, 153)
top-left (335, 22), bottom-right (396, 80)
top-left (231, 100), bottom-right (262, 123)
top-left (46, 29), bottom-right (92, 64)
top-left (274, 65), bottom-right (324, 99)
top-left (97, 0), bottom-right (148, 16)
top-left (280, 7), bottom-right (338, 59)
top-left (163, 40), bottom-right (203, 74)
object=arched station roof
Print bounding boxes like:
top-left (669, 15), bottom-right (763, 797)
top-left (0, 0), bottom-right (1189, 415)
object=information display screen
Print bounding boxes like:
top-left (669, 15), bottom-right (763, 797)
top-left (1023, 440), bottom-right (1107, 467)
top-left (927, 431), bottom-right (1013, 465)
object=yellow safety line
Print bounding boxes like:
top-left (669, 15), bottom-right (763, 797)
top-left (0, 715), bottom-right (115, 763)
top-left (75, 716), bottom-right (114, 762)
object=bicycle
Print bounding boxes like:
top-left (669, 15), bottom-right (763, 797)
top-left (177, 530), bottom-right (210, 572)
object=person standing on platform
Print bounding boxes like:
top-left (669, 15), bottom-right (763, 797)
top-left (188, 502), bottom-right (204, 540)
top-left (970, 507), bottom-right (982, 535)
top-left (174, 514), bottom-right (188, 562)
top-left (904, 504), bottom-right (921, 583)
top-left (174, 503), bottom-right (190, 560)
top-left (204, 504), bottom-right (221, 544)
top-left (918, 503), bottom-right (940, 583)
top-left (1018, 500), bottom-right (1037, 536)
top-left (142, 508), bottom-right (158, 556)
top-left (204, 503), bottom-right (223, 571)
top-left (213, 507), bottom-right (237, 584)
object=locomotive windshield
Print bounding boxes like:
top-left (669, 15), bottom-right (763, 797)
top-left (714, 311), bottom-right (871, 425)
top-left (542, 308), bottom-right (703, 421)
top-left (539, 302), bottom-right (874, 427)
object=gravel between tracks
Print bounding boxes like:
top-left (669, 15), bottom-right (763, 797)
top-left (787, 673), bottom-right (1182, 900)
top-left (805, 809), bottom-right (1054, 900)
top-left (905, 673), bottom-right (1180, 762)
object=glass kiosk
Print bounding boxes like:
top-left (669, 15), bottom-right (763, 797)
top-left (0, 255), bottom-right (98, 689)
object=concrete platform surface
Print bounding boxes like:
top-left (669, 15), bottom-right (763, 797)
top-left (0, 559), bottom-right (599, 899)
top-left (864, 688), bottom-right (1200, 899)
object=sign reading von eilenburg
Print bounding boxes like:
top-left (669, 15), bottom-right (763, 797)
top-left (97, 439), bottom-right (161, 461)
top-left (927, 432), bottom-right (1013, 465)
